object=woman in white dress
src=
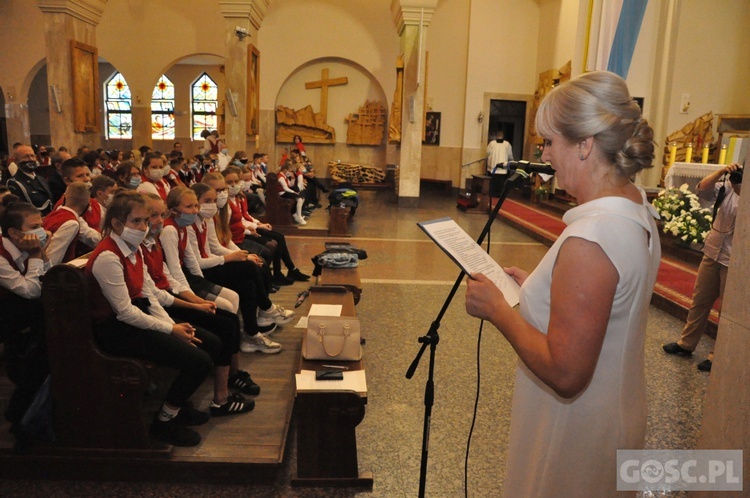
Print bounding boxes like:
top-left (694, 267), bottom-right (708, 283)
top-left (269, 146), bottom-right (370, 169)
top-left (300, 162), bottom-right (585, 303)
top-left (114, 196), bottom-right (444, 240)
top-left (465, 71), bottom-right (661, 497)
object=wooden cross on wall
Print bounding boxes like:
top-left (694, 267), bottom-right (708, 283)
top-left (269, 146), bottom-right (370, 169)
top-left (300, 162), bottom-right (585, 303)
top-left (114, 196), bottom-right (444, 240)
top-left (305, 68), bottom-right (348, 124)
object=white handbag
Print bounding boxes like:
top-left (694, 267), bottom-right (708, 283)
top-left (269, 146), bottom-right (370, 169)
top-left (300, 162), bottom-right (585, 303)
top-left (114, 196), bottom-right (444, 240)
top-left (302, 316), bottom-right (362, 361)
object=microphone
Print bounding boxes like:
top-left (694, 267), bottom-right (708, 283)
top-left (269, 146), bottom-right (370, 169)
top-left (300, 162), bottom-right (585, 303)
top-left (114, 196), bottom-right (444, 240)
top-left (505, 160), bottom-right (555, 175)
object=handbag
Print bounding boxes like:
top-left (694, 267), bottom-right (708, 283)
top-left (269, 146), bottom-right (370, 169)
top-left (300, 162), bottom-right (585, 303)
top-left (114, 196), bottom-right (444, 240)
top-left (302, 316), bottom-right (362, 361)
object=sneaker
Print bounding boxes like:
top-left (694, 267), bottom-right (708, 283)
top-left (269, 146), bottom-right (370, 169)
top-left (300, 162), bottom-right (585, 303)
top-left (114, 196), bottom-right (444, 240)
top-left (258, 322), bottom-right (277, 336)
top-left (150, 418), bottom-right (201, 447)
top-left (287, 268), bottom-right (310, 282)
top-left (210, 393), bottom-right (255, 417)
top-left (240, 334), bottom-right (282, 354)
top-left (697, 359), bottom-right (712, 372)
top-left (175, 403), bottom-right (210, 426)
top-left (258, 304), bottom-right (295, 326)
top-left (228, 371), bottom-right (261, 396)
top-left (662, 342), bottom-right (693, 357)
top-left (293, 214), bottom-right (307, 225)
top-left (273, 274), bottom-right (295, 286)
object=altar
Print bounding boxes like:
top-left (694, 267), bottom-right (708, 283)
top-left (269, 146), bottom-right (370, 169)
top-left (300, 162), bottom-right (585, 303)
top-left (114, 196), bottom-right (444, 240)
top-left (664, 162), bottom-right (724, 207)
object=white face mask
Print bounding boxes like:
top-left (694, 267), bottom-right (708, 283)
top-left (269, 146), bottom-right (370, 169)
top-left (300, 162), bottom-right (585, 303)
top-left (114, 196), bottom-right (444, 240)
top-left (120, 226), bottom-right (148, 248)
top-left (103, 193), bottom-right (114, 208)
top-left (228, 184), bottom-right (242, 197)
top-left (216, 191), bottom-right (229, 208)
top-left (25, 227), bottom-right (48, 247)
top-left (146, 168), bottom-right (164, 182)
top-left (162, 166), bottom-right (172, 177)
top-left (241, 180), bottom-right (252, 192)
top-left (199, 203), bottom-right (218, 219)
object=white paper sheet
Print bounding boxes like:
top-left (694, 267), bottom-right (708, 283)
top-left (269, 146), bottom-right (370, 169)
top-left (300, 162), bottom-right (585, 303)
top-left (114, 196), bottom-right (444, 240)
top-left (295, 369), bottom-right (367, 394)
top-left (418, 217), bottom-right (520, 307)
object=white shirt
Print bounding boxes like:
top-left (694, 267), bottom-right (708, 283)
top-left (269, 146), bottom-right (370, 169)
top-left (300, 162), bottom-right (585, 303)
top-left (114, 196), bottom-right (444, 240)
top-left (206, 218), bottom-right (241, 255)
top-left (90, 233), bottom-right (174, 333)
top-left (186, 219), bottom-right (225, 270)
top-left (218, 152), bottom-right (231, 172)
top-left (0, 237), bottom-right (51, 299)
top-left (160, 224), bottom-right (205, 287)
top-left (486, 139), bottom-right (514, 174)
top-left (46, 206), bottom-right (81, 266)
top-left (141, 235), bottom-right (191, 294)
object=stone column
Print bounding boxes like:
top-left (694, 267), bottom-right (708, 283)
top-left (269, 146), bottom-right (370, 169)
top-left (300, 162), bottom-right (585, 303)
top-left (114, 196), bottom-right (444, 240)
top-left (219, 0), bottom-right (266, 155)
top-left (391, 0), bottom-right (437, 208)
top-left (37, 0), bottom-right (106, 150)
top-left (130, 102), bottom-right (152, 153)
top-left (691, 148), bottom-right (750, 498)
top-left (4, 94), bottom-right (30, 147)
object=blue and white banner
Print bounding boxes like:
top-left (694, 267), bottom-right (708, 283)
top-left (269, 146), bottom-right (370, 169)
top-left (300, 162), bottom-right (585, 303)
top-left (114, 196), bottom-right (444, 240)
top-left (585, 0), bottom-right (649, 78)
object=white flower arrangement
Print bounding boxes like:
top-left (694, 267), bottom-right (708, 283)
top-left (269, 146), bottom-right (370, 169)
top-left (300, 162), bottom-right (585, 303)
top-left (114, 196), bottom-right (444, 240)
top-left (651, 183), bottom-right (713, 246)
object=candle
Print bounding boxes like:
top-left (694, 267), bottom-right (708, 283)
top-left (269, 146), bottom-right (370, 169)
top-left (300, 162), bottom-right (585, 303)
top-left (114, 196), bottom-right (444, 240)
top-left (718, 144), bottom-right (727, 165)
top-left (685, 143), bottom-right (693, 163)
top-left (668, 142), bottom-right (677, 167)
top-left (701, 144), bottom-right (709, 164)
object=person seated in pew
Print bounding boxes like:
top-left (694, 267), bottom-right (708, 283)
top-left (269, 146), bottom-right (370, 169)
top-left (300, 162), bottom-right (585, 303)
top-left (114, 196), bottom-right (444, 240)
top-left (51, 157), bottom-right (104, 253)
top-left (0, 195), bottom-right (51, 444)
top-left (137, 152), bottom-right (171, 201)
top-left (162, 186), bottom-right (292, 354)
top-left (43, 182), bottom-right (96, 265)
top-left (90, 174), bottom-right (118, 230)
top-left (85, 190), bottom-right (227, 447)
top-left (276, 160), bottom-right (307, 225)
top-left (238, 163), bottom-right (264, 213)
top-left (115, 161), bottom-right (141, 190)
top-left (220, 167), bottom-right (309, 286)
top-left (140, 193), bottom-right (258, 407)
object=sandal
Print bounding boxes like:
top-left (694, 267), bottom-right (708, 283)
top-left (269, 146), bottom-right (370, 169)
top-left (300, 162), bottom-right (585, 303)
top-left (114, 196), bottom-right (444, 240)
top-left (228, 371), bottom-right (261, 396)
top-left (210, 393), bottom-right (255, 417)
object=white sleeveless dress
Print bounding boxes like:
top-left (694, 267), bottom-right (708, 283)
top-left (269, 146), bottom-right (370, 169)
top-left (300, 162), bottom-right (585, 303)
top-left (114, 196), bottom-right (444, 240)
top-left (502, 191), bottom-right (661, 498)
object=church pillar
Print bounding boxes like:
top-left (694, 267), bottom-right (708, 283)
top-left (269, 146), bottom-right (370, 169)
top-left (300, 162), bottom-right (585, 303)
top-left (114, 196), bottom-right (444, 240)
top-left (4, 97), bottom-right (30, 147)
top-left (219, 0), bottom-right (266, 154)
top-left (391, 0), bottom-right (437, 208)
top-left (37, 0), bottom-right (106, 150)
top-left (130, 103), bottom-right (152, 153)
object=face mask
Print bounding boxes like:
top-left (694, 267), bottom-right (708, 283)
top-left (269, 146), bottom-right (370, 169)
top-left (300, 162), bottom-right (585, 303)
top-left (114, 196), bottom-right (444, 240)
top-left (129, 176), bottom-right (142, 188)
top-left (146, 168), bottom-right (164, 182)
top-left (216, 191), bottom-right (229, 209)
top-left (162, 166), bottom-right (172, 177)
top-left (19, 160), bottom-right (39, 172)
top-left (239, 158), bottom-right (249, 165)
top-left (174, 211), bottom-right (197, 228)
top-left (84, 181), bottom-right (93, 188)
top-left (120, 226), bottom-right (147, 248)
top-left (149, 223), bottom-right (163, 236)
top-left (221, 148), bottom-right (228, 155)
top-left (241, 181), bottom-right (252, 192)
top-left (103, 193), bottom-right (114, 208)
top-left (25, 227), bottom-right (48, 247)
top-left (228, 184), bottom-right (242, 197)
top-left (200, 203), bottom-right (218, 219)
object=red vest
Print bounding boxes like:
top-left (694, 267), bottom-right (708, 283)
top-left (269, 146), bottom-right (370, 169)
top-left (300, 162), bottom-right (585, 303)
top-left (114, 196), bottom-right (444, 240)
top-left (84, 236), bottom-right (145, 324)
top-left (43, 207), bottom-right (79, 264)
top-left (140, 175), bottom-right (170, 201)
top-left (141, 241), bottom-right (170, 291)
top-left (164, 170), bottom-right (185, 189)
top-left (190, 221), bottom-right (210, 258)
top-left (163, 218), bottom-right (189, 264)
top-left (227, 198), bottom-right (246, 245)
top-left (83, 199), bottom-right (102, 232)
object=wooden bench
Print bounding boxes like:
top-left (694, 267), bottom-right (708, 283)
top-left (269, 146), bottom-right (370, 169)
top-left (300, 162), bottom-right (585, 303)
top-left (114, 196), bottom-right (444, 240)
top-left (328, 205), bottom-right (351, 237)
top-left (41, 264), bottom-right (171, 457)
top-left (292, 286), bottom-right (372, 488)
top-left (262, 174), bottom-right (295, 227)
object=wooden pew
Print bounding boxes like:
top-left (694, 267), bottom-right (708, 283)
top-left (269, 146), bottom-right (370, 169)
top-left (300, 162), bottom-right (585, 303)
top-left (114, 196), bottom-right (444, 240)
top-left (317, 243), bottom-right (363, 304)
top-left (41, 264), bottom-right (171, 457)
top-left (262, 174), bottom-right (295, 227)
top-left (292, 286), bottom-right (372, 488)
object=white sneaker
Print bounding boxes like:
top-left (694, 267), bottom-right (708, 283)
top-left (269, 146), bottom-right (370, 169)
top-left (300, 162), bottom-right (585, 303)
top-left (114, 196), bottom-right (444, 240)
top-left (293, 214), bottom-right (307, 225)
top-left (240, 334), bottom-right (282, 354)
top-left (257, 304), bottom-right (295, 327)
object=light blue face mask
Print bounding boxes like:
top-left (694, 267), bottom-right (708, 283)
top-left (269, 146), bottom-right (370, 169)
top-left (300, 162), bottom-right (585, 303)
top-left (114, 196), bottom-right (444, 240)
top-left (129, 176), bottom-right (142, 188)
top-left (26, 227), bottom-right (48, 247)
top-left (174, 212), bottom-right (198, 228)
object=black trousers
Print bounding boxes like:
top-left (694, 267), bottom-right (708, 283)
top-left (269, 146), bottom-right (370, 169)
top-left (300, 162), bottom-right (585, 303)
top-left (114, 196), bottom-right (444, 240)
top-left (165, 307), bottom-right (239, 366)
top-left (254, 227), bottom-right (295, 276)
top-left (202, 261), bottom-right (272, 336)
top-left (0, 295), bottom-right (49, 426)
top-left (490, 172), bottom-right (509, 197)
top-left (93, 317), bottom-right (215, 408)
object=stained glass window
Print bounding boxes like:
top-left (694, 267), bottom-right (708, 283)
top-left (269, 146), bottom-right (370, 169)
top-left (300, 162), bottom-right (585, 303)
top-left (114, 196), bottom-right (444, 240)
top-left (105, 72), bottom-right (132, 139)
top-left (152, 74), bottom-right (175, 140)
top-left (192, 73), bottom-right (218, 140)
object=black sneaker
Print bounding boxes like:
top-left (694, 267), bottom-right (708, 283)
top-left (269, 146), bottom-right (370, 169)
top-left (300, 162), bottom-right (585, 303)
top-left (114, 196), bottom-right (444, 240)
top-left (697, 359), bottom-right (712, 372)
top-left (662, 342), bottom-right (693, 357)
top-left (150, 418), bottom-right (201, 447)
top-left (273, 275), bottom-right (295, 286)
top-left (287, 268), bottom-right (310, 282)
top-left (228, 371), bottom-right (261, 396)
top-left (210, 393), bottom-right (255, 417)
top-left (175, 403), bottom-right (210, 426)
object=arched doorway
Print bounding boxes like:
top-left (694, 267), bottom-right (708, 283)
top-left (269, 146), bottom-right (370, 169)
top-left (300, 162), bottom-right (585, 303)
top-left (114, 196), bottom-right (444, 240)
top-left (28, 64), bottom-right (50, 148)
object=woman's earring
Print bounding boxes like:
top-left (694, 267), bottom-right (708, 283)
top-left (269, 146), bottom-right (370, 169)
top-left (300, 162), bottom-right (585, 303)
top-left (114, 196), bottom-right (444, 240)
top-left (579, 154), bottom-right (585, 161)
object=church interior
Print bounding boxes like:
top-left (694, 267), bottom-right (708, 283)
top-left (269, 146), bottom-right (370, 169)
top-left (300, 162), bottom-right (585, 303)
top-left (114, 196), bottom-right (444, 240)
top-left (1, 0), bottom-right (750, 495)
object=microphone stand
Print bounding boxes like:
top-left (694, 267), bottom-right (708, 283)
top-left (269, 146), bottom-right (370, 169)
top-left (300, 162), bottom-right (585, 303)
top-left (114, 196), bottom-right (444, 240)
top-left (406, 170), bottom-right (530, 498)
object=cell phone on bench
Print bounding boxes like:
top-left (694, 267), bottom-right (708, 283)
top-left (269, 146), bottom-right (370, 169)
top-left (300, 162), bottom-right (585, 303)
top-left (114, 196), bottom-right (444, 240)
top-left (316, 369), bottom-right (344, 381)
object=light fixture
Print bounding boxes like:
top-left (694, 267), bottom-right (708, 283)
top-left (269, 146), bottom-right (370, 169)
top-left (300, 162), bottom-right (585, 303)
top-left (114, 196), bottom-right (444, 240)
top-left (477, 111), bottom-right (484, 123)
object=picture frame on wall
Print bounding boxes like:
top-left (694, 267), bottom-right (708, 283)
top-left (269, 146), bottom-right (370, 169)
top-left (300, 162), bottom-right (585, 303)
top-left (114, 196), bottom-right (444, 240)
top-left (70, 41), bottom-right (100, 133)
top-left (247, 44), bottom-right (260, 136)
top-left (423, 111), bottom-right (440, 145)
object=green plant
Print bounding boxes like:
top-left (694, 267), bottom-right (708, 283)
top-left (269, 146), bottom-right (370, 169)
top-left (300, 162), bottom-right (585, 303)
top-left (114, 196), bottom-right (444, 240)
top-left (652, 183), bottom-right (713, 246)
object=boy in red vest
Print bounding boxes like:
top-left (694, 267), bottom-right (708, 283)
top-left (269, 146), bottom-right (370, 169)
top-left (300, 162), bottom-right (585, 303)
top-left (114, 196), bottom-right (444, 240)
top-left (44, 182), bottom-right (96, 265)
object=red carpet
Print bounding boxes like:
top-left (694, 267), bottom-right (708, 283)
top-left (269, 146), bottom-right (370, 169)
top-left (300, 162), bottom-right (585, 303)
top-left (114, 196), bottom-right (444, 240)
top-left (496, 198), bottom-right (719, 324)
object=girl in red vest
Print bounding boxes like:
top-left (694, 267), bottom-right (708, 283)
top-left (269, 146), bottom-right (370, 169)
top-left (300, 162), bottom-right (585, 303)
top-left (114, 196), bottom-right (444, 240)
top-left (277, 160), bottom-right (307, 225)
top-left (0, 195), bottom-right (51, 442)
top-left (136, 153), bottom-right (171, 201)
top-left (140, 193), bottom-right (259, 405)
top-left (85, 190), bottom-right (221, 447)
